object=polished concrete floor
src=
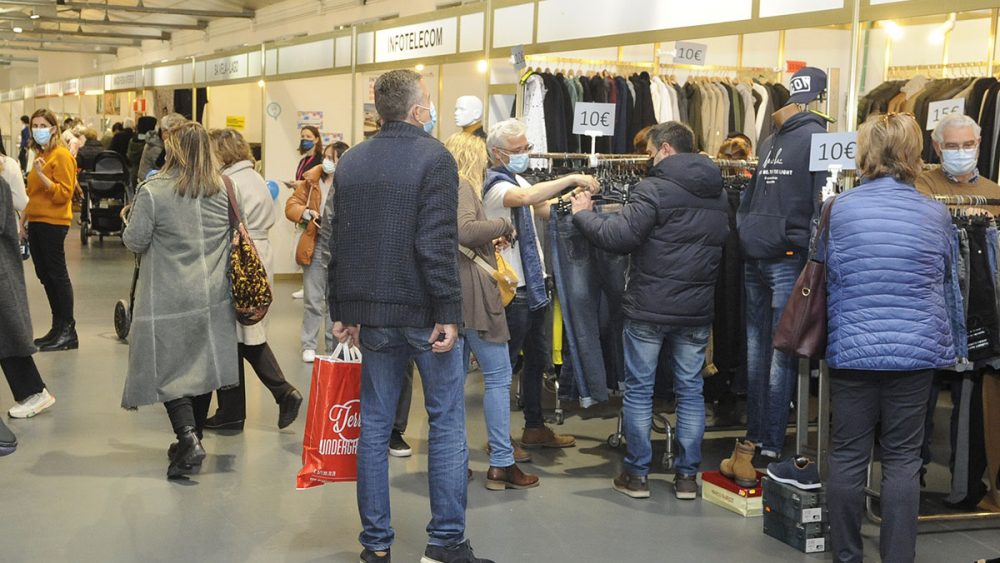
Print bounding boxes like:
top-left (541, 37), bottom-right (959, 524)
top-left (2, 230), bottom-right (999, 563)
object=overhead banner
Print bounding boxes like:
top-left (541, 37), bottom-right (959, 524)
top-left (374, 17), bottom-right (458, 63)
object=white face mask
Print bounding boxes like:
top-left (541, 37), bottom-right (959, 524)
top-left (941, 148), bottom-right (978, 177)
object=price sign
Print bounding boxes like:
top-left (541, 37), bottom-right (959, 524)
top-left (572, 102), bottom-right (616, 136)
top-left (809, 132), bottom-right (858, 172)
top-left (674, 41), bottom-right (708, 66)
top-left (926, 98), bottom-right (966, 130)
top-left (511, 45), bottom-right (526, 72)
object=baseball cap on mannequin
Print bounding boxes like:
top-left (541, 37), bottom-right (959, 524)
top-left (454, 96), bottom-right (484, 127)
top-left (787, 67), bottom-right (828, 105)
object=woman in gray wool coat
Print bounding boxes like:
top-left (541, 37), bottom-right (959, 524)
top-left (121, 122), bottom-right (239, 480)
top-left (1, 153), bottom-right (54, 427)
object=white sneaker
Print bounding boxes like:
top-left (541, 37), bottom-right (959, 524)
top-left (292, 289), bottom-right (304, 299)
top-left (8, 389), bottom-right (55, 419)
top-left (302, 350), bottom-right (316, 363)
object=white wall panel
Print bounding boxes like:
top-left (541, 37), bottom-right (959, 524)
top-left (277, 39), bottom-right (335, 75)
top-left (460, 13), bottom-right (485, 53)
top-left (759, 0), bottom-right (842, 18)
top-left (493, 4), bottom-right (534, 49)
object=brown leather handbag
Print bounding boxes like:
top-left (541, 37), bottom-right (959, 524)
top-left (773, 196), bottom-right (836, 359)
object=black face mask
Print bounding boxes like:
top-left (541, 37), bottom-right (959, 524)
top-left (299, 139), bottom-right (315, 155)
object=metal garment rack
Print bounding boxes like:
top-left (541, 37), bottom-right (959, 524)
top-left (863, 197), bottom-right (1000, 525)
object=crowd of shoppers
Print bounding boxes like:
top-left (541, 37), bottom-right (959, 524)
top-left (3, 64), bottom-right (987, 563)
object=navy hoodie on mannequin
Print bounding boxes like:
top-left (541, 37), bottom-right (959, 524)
top-left (737, 110), bottom-right (830, 260)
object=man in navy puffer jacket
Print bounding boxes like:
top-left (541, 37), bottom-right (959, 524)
top-left (571, 122), bottom-right (729, 500)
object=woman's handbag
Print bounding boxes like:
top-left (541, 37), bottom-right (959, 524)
top-left (459, 245), bottom-right (519, 306)
top-left (223, 176), bottom-right (273, 325)
top-left (773, 196), bottom-right (836, 359)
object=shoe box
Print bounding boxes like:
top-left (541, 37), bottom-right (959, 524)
top-left (761, 477), bottom-right (829, 554)
top-left (761, 476), bottom-right (827, 523)
top-left (701, 470), bottom-right (764, 517)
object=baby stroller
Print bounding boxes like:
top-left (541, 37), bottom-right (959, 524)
top-left (114, 254), bottom-right (140, 341)
top-left (80, 151), bottom-right (133, 244)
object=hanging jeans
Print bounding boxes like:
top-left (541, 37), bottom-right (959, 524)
top-left (948, 226), bottom-right (969, 360)
top-left (744, 254), bottom-right (806, 457)
top-left (965, 226), bottom-right (999, 361)
top-left (549, 206), bottom-right (626, 405)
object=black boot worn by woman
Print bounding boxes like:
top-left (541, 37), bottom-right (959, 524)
top-left (167, 426), bottom-right (206, 479)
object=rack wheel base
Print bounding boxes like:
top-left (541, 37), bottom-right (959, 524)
top-left (114, 299), bottom-right (131, 340)
top-left (554, 410), bottom-right (564, 425)
top-left (607, 434), bottom-right (623, 448)
top-left (80, 224), bottom-right (89, 244)
top-left (662, 454), bottom-right (674, 470)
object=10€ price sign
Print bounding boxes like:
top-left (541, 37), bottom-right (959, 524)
top-left (572, 102), bottom-right (616, 136)
top-left (809, 132), bottom-right (858, 172)
top-left (926, 98), bottom-right (965, 130)
top-left (674, 41), bottom-right (708, 66)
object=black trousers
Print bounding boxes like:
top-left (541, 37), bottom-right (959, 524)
top-left (27, 222), bottom-right (74, 324)
top-left (214, 343), bottom-right (293, 420)
top-left (828, 370), bottom-right (931, 563)
top-left (0, 356), bottom-right (46, 402)
top-left (164, 393), bottom-right (212, 435)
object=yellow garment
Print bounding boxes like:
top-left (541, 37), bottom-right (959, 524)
top-left (552, 295), bottom-right (564, 366)
top-left (24, 145), bottom-right (77, 226)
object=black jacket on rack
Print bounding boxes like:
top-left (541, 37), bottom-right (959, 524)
top-left (613, 76), bottom-right (632, 154)
top-left (980, 83), bottom-right (1000, 179)
top-left (589, 75), bottom-right (612, 153)
top-left (572, 153), bottom-right (729, 327)
top-left (541, 73), bottom-right (569, 153)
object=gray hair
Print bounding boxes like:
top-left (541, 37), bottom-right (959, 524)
top-left (932, 113), bottom-right (982, 144)
top-left (160, 112), bottom-right (187, 133)
top-left (648, 121), bottom-right (695, 154)
top-left (487, 119), bottom-right (527, 161)
top-left (374, 69), bottom-right (424, 122)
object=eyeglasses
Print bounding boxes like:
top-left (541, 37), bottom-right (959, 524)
top-left (497, 143), bottom-right (533, 155)
top-left (942, 141), bottom-right (980, 151)
top-left (878, 111), bottom-right (915, 124)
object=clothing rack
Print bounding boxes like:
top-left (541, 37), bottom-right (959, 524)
top-left (523, 56), bottom-right (781, 81)
top-left (933, 195), bottom-right (1000, 206)
top-left (529, 152), bottom-right (652, 164)
top-left (886, 61), bottom-right (997, 80)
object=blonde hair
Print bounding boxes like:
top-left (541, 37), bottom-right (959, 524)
top-left (445, 132), bottom-right (488, 197)
top-left (160, 122), bottom-right (224, 198)
top-left (28, 109), bottom-right (67, 153)
top-left (857, 113), bottom-right (924, 185)
top-left (209, 128), bottom-right (254, 169)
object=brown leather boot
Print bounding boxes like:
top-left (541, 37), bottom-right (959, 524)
top-left (521, 426), bottom-right (576, 448)
top-left (486, 464), bottom-right (540, 491)
top-left (720, 439), bottom-right (757, 488)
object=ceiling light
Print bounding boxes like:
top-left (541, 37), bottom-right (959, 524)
top-left (257, 79), bottom-right (265, 88)
top-left (12, 27), bottom-right (22, 33)
top-left (414, 64), bottom-right (425, 71)
top-left (929, 30), bottom-right (945, 45)
top-left (29, 13), bottom-right (39, 20)
top-left (882, 21), bottom-right (903, 41)
top-left (476, 59), bottom-right (488, 73)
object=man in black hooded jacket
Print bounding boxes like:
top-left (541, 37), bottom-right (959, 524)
top-left (570, 121), bottom-right (729, 501)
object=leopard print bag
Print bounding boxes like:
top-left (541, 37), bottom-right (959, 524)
top-left (224, 176), bottom-right (272, 325)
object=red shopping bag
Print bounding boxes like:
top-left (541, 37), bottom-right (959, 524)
top-left (296, 344), bottom-right (362, 489)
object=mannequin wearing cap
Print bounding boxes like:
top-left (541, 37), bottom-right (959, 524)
top-left (455, 96), bottom-right (486, 139)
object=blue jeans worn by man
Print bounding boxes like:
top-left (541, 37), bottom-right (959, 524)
top-left (357, 327), bottom-right (468, 552)
top-left (744, 255), bottom-right (805, 458)
top-left (622, 320), bottom-right (710, 479)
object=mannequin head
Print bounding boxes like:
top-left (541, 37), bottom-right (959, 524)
top-left (454, 95), bottom-right (484, 128)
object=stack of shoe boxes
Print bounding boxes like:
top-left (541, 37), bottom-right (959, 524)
top-left (761, 477), bottom-right (830, 553)
top-left (701, 470), bottom-right (765, 517)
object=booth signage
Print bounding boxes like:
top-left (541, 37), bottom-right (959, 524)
top-left (572, 102), bottom-right (616, 136)
top-left (207, 54), bottom-right (248, 82)
top-left (227, 115), bottom-right (246, 130)
top-left (374, 17), bottom-right (457, 63)
top-left (106, 71), bottom-right (140, 91)
top-left (786, 60), bottom-right (807, 73)
top-left (674, 41), bottom-right (708, 66)
top-left (926, 98), bottom-right (965, 131)
top-left (809, 132), bottom-right (857, 172)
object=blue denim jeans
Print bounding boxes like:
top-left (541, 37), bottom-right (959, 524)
top-left (947, 226), bottom-right (968, 360)
top-left (357, 327), bottom-right (467, 551)
top-left (744, 255), bottom-right (805, 457)
top-left (622, 319), bottom-right (710, 477)
top-left (463, 330), bottom-right (515, 467)
top-left (549, 208), bottom-right (627, 403)
top-left (505, 289), bottom-right (551, 428)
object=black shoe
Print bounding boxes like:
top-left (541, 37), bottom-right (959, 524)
top-left (0, 418), bottom-right (17, 457)
top-left (167, 427), bottom-right (206, 479)
top-left (389, 430), bottom-right (412, 457)
top-left (33, 321), bottom-right (60, 347)
top-left (39, 321), bottom-right (78, 352)
top-left (420, 540), bottom-right (494, 563)
top-left (277, 389), bottom-right (303, 429)
top-left (360, 548), bottom-right (390, 562)
top-left (203, 414), bottom-right (245, 431)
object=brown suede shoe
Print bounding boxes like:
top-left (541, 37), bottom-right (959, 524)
top-left (486, 439), bottom-right (533, 463)
top-left (720, 439), bottom-right (757, 488)
top-left (613, 471), bottom-right (650, 499)
top-left (486, 464), bottom-right (540, 491)
top-left (521, 426), bottom-right (576, 448)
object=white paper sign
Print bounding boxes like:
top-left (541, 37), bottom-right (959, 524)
top-left (374, 18), bottom-right (458, 63)
top-left (206, 54), bottom-right (248, 82)
top-left (572, 102), bottom-right (616, 136)
top-left (511, 45), bottom-right (526, 72)
top-left (926, 98), bottom-right (965, 131)
top-left (809, 132), bottom-right (858, 172)
top-left (674, 41), bottom-right (708, 66)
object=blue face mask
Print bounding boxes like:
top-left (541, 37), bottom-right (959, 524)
top-left (32, 127), bottom-right (52, 147)
top-left (322, 158), bottom-right (336, 174)
top-left (299, 139), bottom-right (315, 153)
top-left (506, 153), bottom-right (530, 174)
top-left (417, 103), bottom-right (437, 134)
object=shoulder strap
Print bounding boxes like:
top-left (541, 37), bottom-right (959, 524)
top-left (222, 175), bottom-right (240, 229)
top-left (810, 195), bottom-right (837, 260)
top-left (459, 245), bottom-right (499, 277)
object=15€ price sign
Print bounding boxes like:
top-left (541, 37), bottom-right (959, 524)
top-left (572, 102), bottom-right (616, 136)
top-left (809, 132), bottom-right (858, 172)
top-left (926, 98), bottom-right (965, 130)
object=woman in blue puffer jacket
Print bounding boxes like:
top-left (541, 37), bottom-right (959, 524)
top-left (825, 112), bottom-right (958, 563)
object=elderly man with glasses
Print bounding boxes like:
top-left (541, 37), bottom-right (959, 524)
top-left (917, 112), bottom-right (1000, 217)
top-left (482, 119), bottom-right (598, 450)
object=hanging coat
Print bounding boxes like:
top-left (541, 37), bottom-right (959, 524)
top-left (0, 174), bottom-right (36, 360)
top-left (120, 175), bottom-right (238, 409)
